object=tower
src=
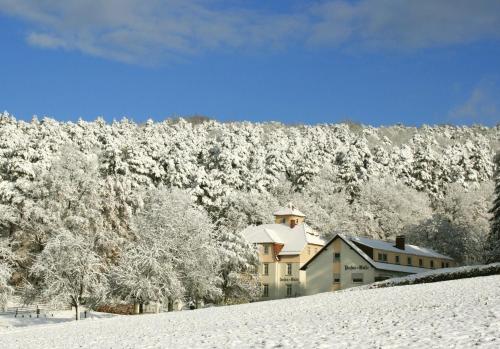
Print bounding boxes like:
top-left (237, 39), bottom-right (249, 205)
top-left (273, 203), bottom-right (306, 228)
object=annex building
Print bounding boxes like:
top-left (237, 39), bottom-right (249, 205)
top-left (241, 204), bottom-right (325, 300)
top-left (300, 233), bottom-right (456, 295)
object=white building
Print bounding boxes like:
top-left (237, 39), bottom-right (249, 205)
top-left (241, 204), bottom-right (325, 300)
top-left (301, 233), bottom-right (456, 295)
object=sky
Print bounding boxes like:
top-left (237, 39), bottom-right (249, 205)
top-left (0, 0), bottom-right (499, 126)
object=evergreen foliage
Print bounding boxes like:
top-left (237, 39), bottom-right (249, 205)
top-left (488, 152), bottom-right (500, 262)
top-left (0, 112), bottom-right (497, 308)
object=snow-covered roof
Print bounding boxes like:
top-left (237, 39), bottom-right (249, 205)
top-left (301, 233), bottom-right (445, 274)
top-left (273, 203), bottom-right (306, 217)
top-left (350, 236), bottom-right (454, 260)
top-left (241, 223), bottom-right (324, 255)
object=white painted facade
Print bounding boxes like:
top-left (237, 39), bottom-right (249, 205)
top-left (302, 233), bottom-right (455, 295)
top-left (241, 204), bottom-right (324, 300)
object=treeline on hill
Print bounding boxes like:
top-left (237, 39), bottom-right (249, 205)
top-left (0, 112), bottom-right (499, 313)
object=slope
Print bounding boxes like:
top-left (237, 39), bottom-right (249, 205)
top-left (2, 275), bottom-right (500, 348)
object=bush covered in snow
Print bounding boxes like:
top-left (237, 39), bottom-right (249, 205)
top-left (367, 263), bottom-right (500, 289)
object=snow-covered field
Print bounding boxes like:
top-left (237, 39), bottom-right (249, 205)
top-left (0, 310), bottom-right (116, 331)
top-left (2, 275), bottom-right (500, 348)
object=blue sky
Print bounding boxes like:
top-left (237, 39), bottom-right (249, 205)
top-left (0, 0), bottom-right (499, 126)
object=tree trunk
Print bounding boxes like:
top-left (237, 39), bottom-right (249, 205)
top-left (71, 296), bottom-right (81, 321)
top-left (139, 303), bottom-right (144, 314)
top-left (168, 299), bottom-right (174, 312)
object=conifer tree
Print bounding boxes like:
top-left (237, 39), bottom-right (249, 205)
top-left (487, 152), bottom-right (500, 262)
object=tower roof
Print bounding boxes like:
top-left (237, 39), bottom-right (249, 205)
top-left (273, 203), bottom-right (306, 217)
top-left (241, 223), bottom-right (324, 255)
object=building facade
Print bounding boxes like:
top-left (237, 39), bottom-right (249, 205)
top-left (241, 204), bottom-right (325, 300)
top-left (301, 233), bottom-right (455, 295)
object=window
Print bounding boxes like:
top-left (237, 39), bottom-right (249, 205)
top-left (286, 284), bottom-right (292, 297)
top-left (263, 263), bottom-right (269, 275)
top-left (264, 245), bottom-right (269, 254)
top-left (378, 253), bottom-right (387, 262)
top-left (445, 262), bottom-right (449, 268)
top-left (378, 253), bottom-right (382, 260)
top-left (419, 259), bottom-right (423, 267)
top-left (407, 257), bottom-right (412, 265)
top-left (430, 260), bottom-right (434, 269)
top-left (352, 273), bottom-right (364, 283)
top-left (286, 263), bottom-right (292, 275)
top-left (262, 284), bottom-right (269, 297)
top-left (334, 252), bottom-right (341, 261)
top-left (383, 254), bottom-right (388, 261)
top-left (441, 262), bottom-right (444, 268)
top-left (333, 273), bottom-right (341, 283)
top-left (395, 255), bottom-right (400, 264)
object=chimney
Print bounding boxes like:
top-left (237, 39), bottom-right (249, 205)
top-left (395, 235), bottom-right (405, 250)
top-left (290, 219), bottom-right (297, 229)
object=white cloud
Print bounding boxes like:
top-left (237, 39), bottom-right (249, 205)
top-left (308, 0), bottom-right (500, 50)
top-left (449, 78), bottom-right (500, 125)
top-left (27, 32), bottom-right (68, 49)
top-left (0, 0), bottom-right (499, 63)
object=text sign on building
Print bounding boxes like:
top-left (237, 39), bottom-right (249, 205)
top-left (280, 277), bottom-right (299, 282)
top-left (344, 265), bottom-right (369, 271)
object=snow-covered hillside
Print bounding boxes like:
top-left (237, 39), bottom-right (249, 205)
top-left (2, 275), bottom-right (499, 348)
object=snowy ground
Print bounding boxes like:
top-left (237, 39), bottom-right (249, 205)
top-left (0, 310), bottom-right (116, 331)
top-left (2, 275), bottom-right (500, 348)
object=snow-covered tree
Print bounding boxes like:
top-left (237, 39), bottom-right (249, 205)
top-left (487, 152), bottom-right (500, 262)
top-left (0, 241), bottom-right (15, 310)
top-left (211, 226), bottom-right (260, 304)
top-left (109, 241), bottom-right (182, 312)
top-left (219, 190), bottom-right (279, 232)
top-left (112, 187), bottom-right (221, 309)
top-left (0, 261), bottom-right (13, 310)
top-left (0, 112), bottom-right (498, 306)
top-left (29, 230), bottom-right (108, 320)
top-left (433, 181), bottom-right (494, 263)
top-left (13, 146), bottom-right (103, 252)
top-left (406, 214), bottom-right (479, 265)
top-left (353, 177), bottom-right (433, 239)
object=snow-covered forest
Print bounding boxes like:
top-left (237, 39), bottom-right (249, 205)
top-left (0, 112), bottom-right (499, 311)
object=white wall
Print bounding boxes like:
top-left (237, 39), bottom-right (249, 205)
top-left (338, 239), bottom-right (375, 290)
top-left (304, 245), bottom-right (333, 296)
top-left (304, 238), bottom-right (415, 295)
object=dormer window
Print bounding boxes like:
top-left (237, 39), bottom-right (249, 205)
top-left (264, 245), bottom-right (269, 254)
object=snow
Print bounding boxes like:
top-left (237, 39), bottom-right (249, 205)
top-left (0, 310), bottom-right (116, 331)
top-left (370, 261), bottom-right (429, 274)
top-left (366, 262), bottom-right (500, 289)
top-left (2, 275), bottom-right (499, 348)
top-left (273, 203), bottom-right (306, 217)
top-left (350, 235), bottom-right (453, 260)
top-left (242, 223), bottom-right (325, 255)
